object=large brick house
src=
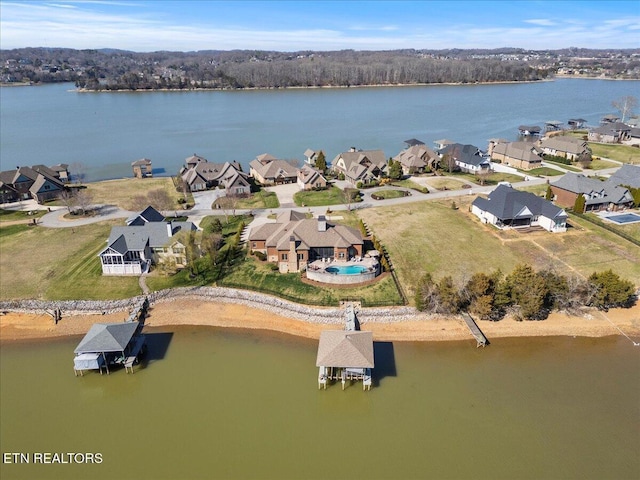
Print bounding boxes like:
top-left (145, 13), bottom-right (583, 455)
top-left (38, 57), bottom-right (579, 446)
top-left (550, 172), bottom-right (634, 212)
top-left (248, 211), bottom-right (363, 273)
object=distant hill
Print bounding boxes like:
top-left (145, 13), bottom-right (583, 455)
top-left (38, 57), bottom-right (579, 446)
top-left (2, 47), bottom-right (638, 90)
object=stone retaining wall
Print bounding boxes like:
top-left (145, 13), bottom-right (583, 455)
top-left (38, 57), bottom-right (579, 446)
top-left (0, 287), bottom-right (420, 324)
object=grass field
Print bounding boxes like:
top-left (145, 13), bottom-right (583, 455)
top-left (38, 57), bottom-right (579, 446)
top-left (83, 177), bottom-right (183, 210)
top-left (358, 197), bottom-right (640, 303)
top-left (590, 144), bottom-right (640, 164)
top-left (528, 167), bottom-right (564, 176)
top-left (390, 179), bottom-right (429, 193)
top-left (423, 177), bottom-right (472, 191)
top-left (541, 160), bottom-right (582, 172)
top-left (0, 220), bottom-right (140, 300)
top-left (294, 186), bottom-right (348, 207)
top-left (371, 189), bottom-right (408, 200)
top-left (0, 209), bottom-right (47, 222)
top-left (219, 256), bottom-right (403, 306)
top-left (230, 191), bottom-right (280, 209)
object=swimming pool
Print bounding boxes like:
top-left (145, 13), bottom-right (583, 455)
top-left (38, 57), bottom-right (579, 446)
top-left (605, 213), bottom-right (640, 224)
top-left (325, 265), bottom-right (369, 275)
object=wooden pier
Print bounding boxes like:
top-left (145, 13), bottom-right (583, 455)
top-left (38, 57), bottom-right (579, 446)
top-left (462, 312), bottom-right (488, 348)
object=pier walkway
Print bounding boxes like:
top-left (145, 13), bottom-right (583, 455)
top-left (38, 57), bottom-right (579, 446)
top-left (462, 312), bottom-right (488, 347)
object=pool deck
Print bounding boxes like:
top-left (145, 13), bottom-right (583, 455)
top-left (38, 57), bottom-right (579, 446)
top-left (597, 210), bottom-right (640, 225)
top-left (306, 258), bottom-right (380, 285)
top-left (308, 257), bottom-right (378, 273)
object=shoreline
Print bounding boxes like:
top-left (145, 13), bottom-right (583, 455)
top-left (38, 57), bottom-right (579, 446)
top-left (2, 299), bottom-right (639, 344)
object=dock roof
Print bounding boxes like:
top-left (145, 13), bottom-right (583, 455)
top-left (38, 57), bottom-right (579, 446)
top-left (316, 330), bottom-right (374, 368)
top-left (74, 322), bottom-right (139, 354)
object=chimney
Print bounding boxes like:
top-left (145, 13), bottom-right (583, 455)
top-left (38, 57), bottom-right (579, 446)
top-left (349, 146), bottom-right (357, 152)
top-left (318, 215), bottom-right (327, 232)
top-left (166, 222), bottom-right (173, 237)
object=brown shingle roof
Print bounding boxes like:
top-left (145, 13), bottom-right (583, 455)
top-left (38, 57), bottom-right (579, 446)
top-left (316, 330), bottom-right (374, 368)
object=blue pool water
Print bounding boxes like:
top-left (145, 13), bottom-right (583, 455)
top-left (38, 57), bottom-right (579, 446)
top-left (326, 265), bottom-right (369, 275)
top-left (606, 213), bottom-right (640, 224)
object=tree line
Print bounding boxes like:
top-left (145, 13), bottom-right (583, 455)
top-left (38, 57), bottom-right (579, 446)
top-left (415, 264), bottom-right (636, 321)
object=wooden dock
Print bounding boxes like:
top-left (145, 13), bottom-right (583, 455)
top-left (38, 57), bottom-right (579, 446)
top-left (462, 313), bottom-right (488, 347)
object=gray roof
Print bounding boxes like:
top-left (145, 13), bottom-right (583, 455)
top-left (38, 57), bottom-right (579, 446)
top-left (438, 143), bottom-right (488, 167)
top-left (105, 220), bottom-right (196, 253)
top-left (473, 185), bottom-right (566, 221)
top-left (607, 164), bottom-right (640, 189)
top-left (316, 330), bottom-right (374, 368)
top-left (551, 172), bottom-right (633, 206)
top-left (74, 322), bottom-right (139, 353)
top-left (131, 158), bottom-right (152, 166)
top-left (127, 205), bottom-right (165, 225)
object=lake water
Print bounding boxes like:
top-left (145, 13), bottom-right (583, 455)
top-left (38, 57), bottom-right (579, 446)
top-left (1, 79), bottom-right (638, 181)
top-left (1, 328), bottom-right (638, 480)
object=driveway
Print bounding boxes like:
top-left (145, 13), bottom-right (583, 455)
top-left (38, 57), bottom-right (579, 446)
top-left (265, 183), bottom-right (300, 208)
top-left (39, 204), bottom-right (132, 228)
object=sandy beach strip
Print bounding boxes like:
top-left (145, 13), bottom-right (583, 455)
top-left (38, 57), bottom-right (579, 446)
top-left (1, 299), bottom-right (639, 344)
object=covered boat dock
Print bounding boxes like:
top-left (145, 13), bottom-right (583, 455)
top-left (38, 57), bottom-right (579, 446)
top-left (316, 330), bottom-right (374, 391)
top-left (73, 321), bottom-right (145, 376)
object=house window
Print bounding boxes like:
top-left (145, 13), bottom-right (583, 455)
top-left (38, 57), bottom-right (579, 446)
top-left (297, 253), bottom-right (304, 260)
top-left (252, 242), bottom-right (257, 248)
top-left (281, 253), bottom-right (288, 261)
top-left (339, 252), bottom-right (345, 259)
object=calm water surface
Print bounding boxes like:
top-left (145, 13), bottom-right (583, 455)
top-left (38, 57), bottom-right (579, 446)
top-left (1, 79), bottom-right (638, 180)
top-left (1, 328), bottom-right (638, 480)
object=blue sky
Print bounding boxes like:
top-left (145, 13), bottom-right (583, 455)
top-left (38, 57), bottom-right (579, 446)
top-left (1, 1), bottom-right (638, 51)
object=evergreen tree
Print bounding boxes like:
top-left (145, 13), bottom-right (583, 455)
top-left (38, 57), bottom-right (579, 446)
top-left (315, 151), bottom-right (327, 172)
top-left (588, 270), bottom-right (635, 309)
top-left (545, 185), bottom-right (553, 201)
top-left (573, 194), bottom-right (586, 213)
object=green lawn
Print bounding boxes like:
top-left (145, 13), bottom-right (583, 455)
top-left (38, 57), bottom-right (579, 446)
top-left (541, 160), bottom-right (582, 172)
top-left (590, 144), bottom-right (640, 164)
top-left (390, 179), bottom-right (429, 193)
top-left (425, 177), bottom-right (471, 191)
top-left (231, 191), bottom-right (280, 209)
top-left (294, 186), bottom-right (347, 207)
top-left (82, 177), bottom-right (184, 210)
top-left (371, 189), bottom-right (409, 200)
top-left (527, 167), bottom-right (564, 176)
top-left (0, 220), bottom-right (140, 300)
top-left (589, 158), bottom-right (621, 170)
top-left (0, 208), bottom-right (48, 222)
top-left (219, 256), bottom-right (403, 306)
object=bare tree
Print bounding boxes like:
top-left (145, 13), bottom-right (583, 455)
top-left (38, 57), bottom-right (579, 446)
top-left (74, 189), bottom-right (93, 215)
top-left (612, 95), bottom-right (637, 123)
top-left (59, 189), bottom-right (77, 213)
top-left (476, 169), bottom-right (491, 186)
top-left (147, 188), bottom-right (174, 212)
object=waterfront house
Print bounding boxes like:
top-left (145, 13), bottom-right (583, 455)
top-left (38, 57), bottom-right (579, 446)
top-left (316, 330), bottom-right (374, 391)
top-left (297, 165), bottom-right (327, 191)
top-left (437, 143), bottom-right (491, 173)
top-left (490, 141), bottom-right (543, 170)
top-left (180, 155), bottom-right (250, 195)
top-left (249, 154), bottom-right (300, 185)
top-left (331, 148), bottom-right (387, 185)
top-left (0, 165), bottom-right (67, 203)
top-left (471, 185), bottom-right (567, 232)
top-left (550, 172), bottom-right (634, 212)
top-left (248, 211), bottom-right (363, 273)
top-left (131, 158), bottom-right (153, 178)
top-left (304, 149), bottom-right (325, 167)
top-left (393, 140), bottom-right (439, 175)
top-left (99, 206), bottom-right (197, 275)
top-left (588, 123), bottom-right (631, 143)
top-left (538, 136), bottom-right (591, 161)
